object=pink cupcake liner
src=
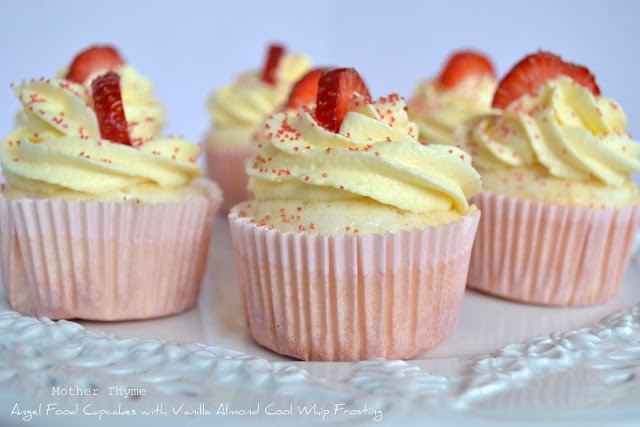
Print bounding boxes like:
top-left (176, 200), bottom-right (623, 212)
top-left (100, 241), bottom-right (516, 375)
top-left (205, 143), bottom-right (255, 213)
top-left (467, 190), bottom-right (640, 306)
top-left (0, 178), bottom-right (222, 320)
top-left (228, 202), bottom-right (480, 362)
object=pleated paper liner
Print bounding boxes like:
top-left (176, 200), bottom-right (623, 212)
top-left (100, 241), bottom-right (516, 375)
top-left (467, 191), bottom-right (640, 307)
top-left (228, 202), bottom-right (480, 362)
top-left (205, 144), bottom-right (255, 214)
top-left (0, 178), bottom-right (222, 321)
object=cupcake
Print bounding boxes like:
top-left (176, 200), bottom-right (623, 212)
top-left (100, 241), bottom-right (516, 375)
top-left (204, 43), bottom-right (311, 213)
top-left (229, 68), bottom-right (482, 361)
top-left (408, 49), bottom-right (497, 145)
top-left (459, 51), bottom-right (640, 306)
top-left (0, 45), bottom-right (222, 320)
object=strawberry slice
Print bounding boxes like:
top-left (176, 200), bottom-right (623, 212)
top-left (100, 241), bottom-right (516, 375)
top-left (492, 51), bottom-right (601, 109)
top-left (66, 45), bottom-right (124, 84)
top-left (315, 68), bottom-right (371, 132)
top-left (261, 43), bottom-right (286, 86)
top-left (285, 67), bottom-right (329, 110)
top-left (91, 71), bottom-right (131, 145)
top-left (439, 50), bottom-right (496, 88)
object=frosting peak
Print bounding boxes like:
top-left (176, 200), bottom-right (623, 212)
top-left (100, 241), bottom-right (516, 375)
top-left (206, 53), bottom-right (311, 133)
top-left (248, 94), bottom-right (480, 215)
top-left (460, 76), bottom-right (640, 186)
top-left (1, 78), bottom-right (202, 202)
top-left (408, 74), bottom-right (496, 145)
top-left (55, 63), bottom-right (166, 142)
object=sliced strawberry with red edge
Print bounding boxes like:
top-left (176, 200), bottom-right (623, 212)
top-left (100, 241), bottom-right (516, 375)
top-left (261, 43), bottom-right (286, 86)
top-left (315, 68), bottom-right (371, 132)
top-left (285, 67), bottom-right (330, 110)
top-left (492, 51), bottom-right (601, 109)
top-left (439, 50), bottom-right (496, 88)
top-left (66, 45), bottom-right (124, 84)
top-left (91, 71), bottom-right (131, 145)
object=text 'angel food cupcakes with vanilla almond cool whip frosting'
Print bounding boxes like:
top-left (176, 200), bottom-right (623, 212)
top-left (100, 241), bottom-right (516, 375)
top-left (0, 45), bottom-right (222, 320)
top-left (459, 51), bottom-right (640, 306)
top-left (229, 67), bottom-right (482, 361)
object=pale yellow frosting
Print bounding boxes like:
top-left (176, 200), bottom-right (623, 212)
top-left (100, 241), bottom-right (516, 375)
top-left (55, 64), bottom-right (166, 144)
top-left (458, 76), bottom-right (640, 207)
top-left (478, 166), bottom-right (639, 208)
top-left (408, 75), bottom-right (496, 145)
top-left (205, 53), bottom-right (311, 146)
top-left (118, 65), bottom-right (166, 143)
top-left (245, 93), bottom-right (481, 235)
top-left (1, 78), bottom-right (202, 203)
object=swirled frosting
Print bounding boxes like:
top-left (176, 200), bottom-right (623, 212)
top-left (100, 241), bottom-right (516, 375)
top-left (408, 75), bottom-right (496, 145)
top-left (117, 65), bottom-right (165, 142)
top-left (204, 53), bottom-right (311, 146)
top-left (1, 78), bottom-right (202, 203)
top-left (459, 76), bottom-right (640, 207)
top-left (55, 64), bottom-right (166, 143)
top-left (244, 93), bottom-right (481, 235)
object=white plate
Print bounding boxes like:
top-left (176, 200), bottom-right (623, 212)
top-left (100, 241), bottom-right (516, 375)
top-left (1, 217), bottom-right (639, 427)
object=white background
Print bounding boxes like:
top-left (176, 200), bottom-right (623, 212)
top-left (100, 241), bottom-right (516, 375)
top-left (1, 0), bottom-right (639, 168)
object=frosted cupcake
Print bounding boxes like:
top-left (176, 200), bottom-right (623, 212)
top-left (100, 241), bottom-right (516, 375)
top-left (229, 68), bottom-right (481, 361)
top-left (204, 43), bottom-right (311, 213)
top-left (0, 45), bottom-right (222, 320)
top-left (459, 51), bottom-right (640, 306)
top-left (408, 49), bottom-right (497, 145)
